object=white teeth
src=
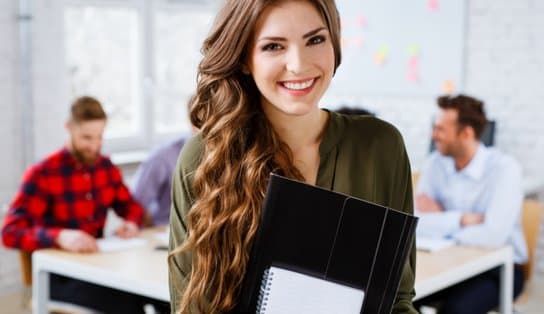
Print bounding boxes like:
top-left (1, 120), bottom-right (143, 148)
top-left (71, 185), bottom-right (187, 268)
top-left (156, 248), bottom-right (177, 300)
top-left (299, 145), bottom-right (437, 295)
top-left (282, 79), bottom-right (314, 90)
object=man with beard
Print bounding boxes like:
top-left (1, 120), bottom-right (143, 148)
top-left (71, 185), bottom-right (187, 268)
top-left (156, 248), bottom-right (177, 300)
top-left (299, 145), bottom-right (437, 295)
top-left (414, 94), bottom-right (527, 314)
top-left (1, 96), bottom-right (155, 313)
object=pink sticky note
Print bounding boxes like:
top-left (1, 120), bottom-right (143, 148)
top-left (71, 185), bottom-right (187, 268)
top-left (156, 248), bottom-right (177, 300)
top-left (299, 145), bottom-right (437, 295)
top-left (409, 57), bottom-right (419, 67)
top-left (428, 0), bottom-right (439, 11)
top-left (356, 15), bottom-right (367, 27)
top-left (407, 71), bottom-right (419, 83)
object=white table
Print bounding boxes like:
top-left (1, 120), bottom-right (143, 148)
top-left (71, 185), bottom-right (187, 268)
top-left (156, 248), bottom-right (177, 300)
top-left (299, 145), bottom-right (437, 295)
top-left (32, 232), bottom-right (514, 314)
top-left (32, 230), bottom-right (169, 314)
top-left (415, 246), bottom-right (513, 314)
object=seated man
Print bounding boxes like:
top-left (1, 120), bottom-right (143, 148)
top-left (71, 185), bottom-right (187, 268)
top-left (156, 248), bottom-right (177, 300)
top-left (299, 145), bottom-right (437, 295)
top-left (415, 94), bottom-right (527, 314)
top-left (132, 136), bottom-right (187, 227)
top-left (1, 96), bottom-right (159, 313)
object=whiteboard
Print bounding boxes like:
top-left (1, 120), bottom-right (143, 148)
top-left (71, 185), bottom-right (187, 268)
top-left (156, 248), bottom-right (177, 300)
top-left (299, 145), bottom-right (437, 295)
top-left (327, 0), bottom-right (466, 97)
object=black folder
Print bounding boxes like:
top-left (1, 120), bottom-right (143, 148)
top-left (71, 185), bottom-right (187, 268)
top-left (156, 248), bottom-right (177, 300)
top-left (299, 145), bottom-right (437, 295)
top-left (236, 174), bottom-right (418, 314)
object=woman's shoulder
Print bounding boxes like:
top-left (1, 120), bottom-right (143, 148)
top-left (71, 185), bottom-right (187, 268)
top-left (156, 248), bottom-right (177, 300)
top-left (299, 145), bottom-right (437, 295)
top-left (176, 132), bottom-right (205, 174)
top-left (331, 111), bottom-right (405, 148)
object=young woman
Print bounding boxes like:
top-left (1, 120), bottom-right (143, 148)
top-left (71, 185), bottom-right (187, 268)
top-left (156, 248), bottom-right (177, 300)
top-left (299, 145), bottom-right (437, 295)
top-left (169, 0), bottom-right (417, 313)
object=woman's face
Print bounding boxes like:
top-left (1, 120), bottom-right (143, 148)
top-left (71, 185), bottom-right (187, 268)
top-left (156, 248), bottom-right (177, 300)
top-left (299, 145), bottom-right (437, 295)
top-left (246, 0), bottom-right (335, 118)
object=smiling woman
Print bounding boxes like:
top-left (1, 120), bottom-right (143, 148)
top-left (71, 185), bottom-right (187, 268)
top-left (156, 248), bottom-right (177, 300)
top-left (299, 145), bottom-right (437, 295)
top-left (168, 1), bottom-right (417, 313)
top-left (245, 0), bottom-right (336, 184)
top-left (246, 1), bottom-right (335, 120)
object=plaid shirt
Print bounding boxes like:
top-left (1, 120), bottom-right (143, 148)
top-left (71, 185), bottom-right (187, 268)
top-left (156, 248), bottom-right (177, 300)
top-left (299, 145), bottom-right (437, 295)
top-left (1, 148), bottom-right (144, 252)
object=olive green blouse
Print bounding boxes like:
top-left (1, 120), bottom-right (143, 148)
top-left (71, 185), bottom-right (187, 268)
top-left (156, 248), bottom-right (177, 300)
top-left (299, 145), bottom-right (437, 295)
top-left (169, 111), bottom-right (417, 313)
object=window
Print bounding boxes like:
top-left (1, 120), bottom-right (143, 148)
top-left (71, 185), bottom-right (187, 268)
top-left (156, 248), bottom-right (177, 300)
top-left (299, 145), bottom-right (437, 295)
top-left (63, 0), bottom-right (216, 153)
top-left (65, 5), bottom-right (142, 139)
top-left (153, 7), bottom-right (215, 135)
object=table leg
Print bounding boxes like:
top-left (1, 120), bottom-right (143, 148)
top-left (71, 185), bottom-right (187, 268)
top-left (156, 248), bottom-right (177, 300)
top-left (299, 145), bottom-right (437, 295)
top-left (499, 252), bottom-right (513, 314)
top-left (32, 269), bottom-right (49, 314)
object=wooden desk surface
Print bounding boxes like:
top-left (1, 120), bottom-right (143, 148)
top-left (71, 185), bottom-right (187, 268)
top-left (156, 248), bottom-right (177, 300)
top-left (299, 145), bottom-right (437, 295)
top-left (415, 246), bottom-right (513, 300)
top-left (33, 229), bottom-right (169, 301)
top-left (34, 231), bottom-right (512, 309)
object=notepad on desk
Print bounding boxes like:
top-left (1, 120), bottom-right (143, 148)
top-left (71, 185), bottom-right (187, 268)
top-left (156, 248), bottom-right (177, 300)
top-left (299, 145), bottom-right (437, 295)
top-left (97, 237), bottom-right (147, 252)
top-left (257, 266), bottom-right (364, 314)
top-left (416, 236), bottom-right (455, 252)
top-left (153, 228), bottom-right (169, 246)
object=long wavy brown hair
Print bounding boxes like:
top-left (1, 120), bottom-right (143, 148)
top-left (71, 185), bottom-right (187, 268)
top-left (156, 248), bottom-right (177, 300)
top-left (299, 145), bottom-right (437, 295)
top-left (172, 0), bottom-right (341, 312)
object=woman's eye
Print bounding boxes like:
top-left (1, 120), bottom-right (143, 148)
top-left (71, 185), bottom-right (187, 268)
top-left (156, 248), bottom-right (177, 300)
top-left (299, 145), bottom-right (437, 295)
top-left (308, 35), bottom-right (326, 46)
top-left (262, 43), bottom-right (283, 51)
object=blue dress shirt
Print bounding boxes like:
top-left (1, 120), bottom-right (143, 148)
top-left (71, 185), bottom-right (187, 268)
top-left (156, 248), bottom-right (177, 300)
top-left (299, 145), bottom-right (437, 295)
top-left (416, 144), bottom-right (528, 264)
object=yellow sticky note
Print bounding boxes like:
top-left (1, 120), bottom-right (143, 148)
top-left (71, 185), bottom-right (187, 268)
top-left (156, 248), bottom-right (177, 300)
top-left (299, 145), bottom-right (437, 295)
top-left (443, 80), bottom-right (455, 94)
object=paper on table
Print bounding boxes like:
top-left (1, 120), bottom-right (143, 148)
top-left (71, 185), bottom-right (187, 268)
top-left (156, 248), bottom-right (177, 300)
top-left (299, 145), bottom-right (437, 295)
top-left (416, 236), bottom-right (455, 252)
top-left (97, 237), bottom-right (147, 252)
top-left (154, 229), bottom-right (169, 246)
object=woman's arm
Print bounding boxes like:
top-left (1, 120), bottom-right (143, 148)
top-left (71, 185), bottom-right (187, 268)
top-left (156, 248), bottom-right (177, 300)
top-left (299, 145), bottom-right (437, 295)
top-left (390, 138), bottom-right (418, 314)
top-left (168, 135), bottom-right (205, 313)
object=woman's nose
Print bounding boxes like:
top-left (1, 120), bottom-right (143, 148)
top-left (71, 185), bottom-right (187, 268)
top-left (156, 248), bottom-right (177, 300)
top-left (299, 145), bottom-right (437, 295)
top-left (285, 46), bottom-right (307, 75)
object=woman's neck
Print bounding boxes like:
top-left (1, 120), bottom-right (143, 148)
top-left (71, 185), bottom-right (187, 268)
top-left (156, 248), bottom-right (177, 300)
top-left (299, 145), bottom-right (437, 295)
top-left (263, 106), bottom-right (328, 184)
top-left (264, 107), bottom-right (328, 155)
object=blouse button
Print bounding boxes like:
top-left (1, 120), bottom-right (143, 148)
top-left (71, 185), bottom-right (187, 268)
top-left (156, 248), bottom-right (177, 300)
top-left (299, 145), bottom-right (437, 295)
top-left (86, 193), bottom-right (93, 200)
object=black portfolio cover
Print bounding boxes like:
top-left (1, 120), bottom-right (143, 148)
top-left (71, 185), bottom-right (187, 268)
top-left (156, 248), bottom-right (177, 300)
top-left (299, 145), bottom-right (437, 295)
top-left (235, 174), bottom-right (417, 314)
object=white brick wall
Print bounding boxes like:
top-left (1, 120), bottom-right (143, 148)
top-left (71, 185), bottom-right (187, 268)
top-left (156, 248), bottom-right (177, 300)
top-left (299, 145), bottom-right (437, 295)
top-left (32, 0), bottom-right (68, 161)
top-left (465, 0), bottom-right (544, 191)
top-left (0, 0), bottom-right (24, 296)
top-left (0, 0), bottom-right (21, 210)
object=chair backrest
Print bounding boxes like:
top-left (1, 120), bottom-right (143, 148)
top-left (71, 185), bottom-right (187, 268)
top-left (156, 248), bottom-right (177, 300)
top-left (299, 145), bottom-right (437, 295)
top-left (19, 251), bottom-right (32, 286)
top-left (521, 199), bottom-right (543, 281)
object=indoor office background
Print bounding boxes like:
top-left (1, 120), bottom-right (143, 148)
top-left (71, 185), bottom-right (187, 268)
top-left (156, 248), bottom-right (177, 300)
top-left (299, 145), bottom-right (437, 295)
top-left (1, 0), bottom-right (544, 313)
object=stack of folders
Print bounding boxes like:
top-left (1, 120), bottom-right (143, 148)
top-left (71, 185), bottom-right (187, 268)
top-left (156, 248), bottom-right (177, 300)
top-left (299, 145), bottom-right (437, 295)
top-left (235, 174), bottom-right (418, 314)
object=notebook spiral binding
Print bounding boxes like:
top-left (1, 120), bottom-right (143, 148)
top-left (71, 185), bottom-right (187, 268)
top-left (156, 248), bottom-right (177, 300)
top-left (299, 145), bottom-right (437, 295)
top-left (256, 268), bottom-right (274, 314)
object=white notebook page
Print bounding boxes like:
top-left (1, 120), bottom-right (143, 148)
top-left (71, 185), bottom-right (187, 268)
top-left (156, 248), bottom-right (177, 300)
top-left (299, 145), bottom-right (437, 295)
top-left (416, 236), bottom-right (455, 252)
top-left (258, 266), bottom-right (364, 314)
top-left (96, 237), bottom-right (147, 252)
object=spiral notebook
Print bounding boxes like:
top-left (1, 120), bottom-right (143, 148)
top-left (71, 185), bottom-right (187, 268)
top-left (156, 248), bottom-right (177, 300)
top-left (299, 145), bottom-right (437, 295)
top-left (257, 266), bottom-right (364, 314)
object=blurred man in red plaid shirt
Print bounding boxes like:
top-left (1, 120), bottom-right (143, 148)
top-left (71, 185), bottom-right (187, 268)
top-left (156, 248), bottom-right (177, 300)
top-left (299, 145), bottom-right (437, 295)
top-left (0, 96), bottom-right (161, 313)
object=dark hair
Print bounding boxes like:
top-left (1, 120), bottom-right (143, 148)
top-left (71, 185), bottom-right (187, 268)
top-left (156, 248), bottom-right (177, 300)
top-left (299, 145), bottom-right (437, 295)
top-left (70, 96), bottom-right (107, 123)
top-left (335, 106), bottom-right (374, 116)
top-left (437, 94), bottom-right (487, 138)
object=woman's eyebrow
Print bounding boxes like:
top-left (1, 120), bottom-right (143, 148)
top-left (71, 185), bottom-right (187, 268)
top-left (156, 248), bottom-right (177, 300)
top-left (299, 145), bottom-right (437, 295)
top-left (257, 26), bottom-right (327, 42)
top-left (302, 27), bottom-right (326, 39)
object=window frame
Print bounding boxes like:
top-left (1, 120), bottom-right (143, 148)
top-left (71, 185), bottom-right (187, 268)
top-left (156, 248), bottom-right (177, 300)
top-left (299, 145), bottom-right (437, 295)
top-left (61, 0), bottom-right (217, 156)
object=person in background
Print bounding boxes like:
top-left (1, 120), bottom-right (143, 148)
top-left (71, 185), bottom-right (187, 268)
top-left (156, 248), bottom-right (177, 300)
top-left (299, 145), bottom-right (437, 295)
top-left (132, 98), bottom-right (197, 227)
top-left (132, 136), bottom-right (187, 227)
top-left (0, 96), bottom-right (156, 313)
top-left (168, 0), bottom-right (417, 313)
top-left (415, 94), bottom-right (527, 314)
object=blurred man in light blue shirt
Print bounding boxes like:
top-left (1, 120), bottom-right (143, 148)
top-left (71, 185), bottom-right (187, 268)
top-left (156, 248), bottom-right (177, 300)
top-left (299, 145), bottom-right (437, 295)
top-left (415, 94), bottom-right (527, 314)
